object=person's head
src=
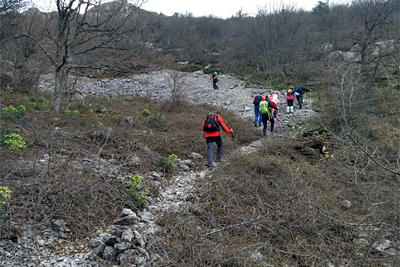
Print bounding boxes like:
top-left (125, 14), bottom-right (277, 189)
top-left (274, 90), bottom-right (280, 97)
top-left (290, 86), bottom-right (294, 90)
top-left (261, 96), bottom-right (265, 101)
top-left (288, 89), bottom-right (292, 94)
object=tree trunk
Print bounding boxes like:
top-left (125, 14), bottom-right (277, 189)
top-left (53, 68), bottom-right (64, 113)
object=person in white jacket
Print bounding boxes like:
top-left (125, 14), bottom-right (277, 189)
top-left (267, 91), bottom-right (281, 131)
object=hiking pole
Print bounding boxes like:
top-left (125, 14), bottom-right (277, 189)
top-left (231, 130), bottom-right (236, 150)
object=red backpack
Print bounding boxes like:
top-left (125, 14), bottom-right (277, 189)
top-left (268, 95), bottom-right (277, 111)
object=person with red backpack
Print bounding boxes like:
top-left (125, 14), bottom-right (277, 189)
top-left (267, 91), bottom-right (281, 130)
top-left (202, 111), bottom-right (233, 168)
top-left (252, 92), bottom-right (263, 127)
top-left (286, 86), bottom-right (295, 113)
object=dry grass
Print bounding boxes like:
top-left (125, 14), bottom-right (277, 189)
top-left (153, 135), bottom-right (400, 266)
top-left (0, 89), bottom-right (259, 239)
top-left (1, 89), bottom-right (399, 267)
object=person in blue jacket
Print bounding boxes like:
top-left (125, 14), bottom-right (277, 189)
top-left (294, 85), bottom-right (311, 109)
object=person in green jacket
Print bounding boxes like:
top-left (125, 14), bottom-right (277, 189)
top-left (209, 71), bottom-right (218, 90)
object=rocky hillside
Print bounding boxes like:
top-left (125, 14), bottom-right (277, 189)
top-left (1, 70), bottom-right (398, 267)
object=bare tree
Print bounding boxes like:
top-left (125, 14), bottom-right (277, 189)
top-left (350, 0), bottom-right (398, 73)
top-left (163, 67), bottom-right (189, 106)
top-left (0, 0), bottom-right (26, 44)
top-left (21, 0), bottom-right (146, 112)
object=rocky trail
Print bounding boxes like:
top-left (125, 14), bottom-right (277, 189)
top-left (1, 71), bottom-right (317, 267)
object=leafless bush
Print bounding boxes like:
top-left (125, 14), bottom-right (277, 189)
top-left (152, 136), bottom-right (400, 266)
top-left (0, 90), bottom-right (258, 241)
top-left (163, 69), bottom-right (190, 109)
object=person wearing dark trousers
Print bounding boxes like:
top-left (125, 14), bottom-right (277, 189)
top-left (294, 85), bottom-right (311, 109)
top-left (259, 99), bottom-right (278, 136)
top-left (202, 111), bottom-right (232, 168)
top-left (210, 71), bottom-right (218, 90)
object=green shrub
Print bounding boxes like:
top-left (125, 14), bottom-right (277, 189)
top-left (95, 106), bottom-right (107, 113)
top-left (127, 175), bottom-right (148, 209)
top-left (4, 133), bottom-right (26, 150)
top-left (0, 186), bottom-right (11, 206)
top-left (0, 126), bottom-right (12, 145)
top-left (30, 97), bottom-right (49, 110)
top-left (380, 80), bottom-right (388, 87)
top-left (148, 112), bottom-right (165, 128)
top-left (158, 154), bottom-right (177, 172)
top-left (2, 105), bottom-right (25, 122)
top-left (141, 109), bottom-right (150, 116)
top-left (125, 96), bottom-right (135, 101)
top-left (77, 99), bottom-right (92, 110)
top-left (65, 109), bottom-right (79, 116)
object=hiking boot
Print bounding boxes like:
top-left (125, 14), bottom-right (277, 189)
top-left (215, 158), bottom-right (221, 162)
top-left (263, 131), bottom-right (266, 136)
top-left (207, 162), bottom-right (217, 168)
top-left (254, 122), bottom-right (257, 127)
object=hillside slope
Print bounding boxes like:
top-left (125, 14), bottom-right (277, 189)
top-left (0, 71), bottom-right (398, 267)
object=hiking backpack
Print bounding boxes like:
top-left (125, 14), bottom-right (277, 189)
top-left (204, 113), bottom-right (220, 132)
top-left (254, 95), bottom-right (262, 106)
top-left (259, 101), bottom-right (272, 119)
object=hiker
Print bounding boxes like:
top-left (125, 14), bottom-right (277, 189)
top-left (286, 86), bottom-right (295, 113)
top-left (268, 90), bottom-right (281, 105)
top-left (252, 92), bottom-right (263, 127)
top-left (267, 91), bottom-right (281, 130)
top-left (294, 85), bottom-right (311, 109)
top-left (259, 98), bottom-right (278, 136)
top-left (202, 111), bottom-right (233, 168)
top-left (209, 71), bottom-right (218, 90)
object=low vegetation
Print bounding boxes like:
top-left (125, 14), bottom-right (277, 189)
top-left (0, 89), bottom-right (259, 239)
top-left (1, 77), bottom-right (399, 266)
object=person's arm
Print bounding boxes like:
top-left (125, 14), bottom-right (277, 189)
top-left (268, 102), bottom-right (277, 109)
top-left (202, 120), bottom-right (206, 131)
top-left (210, 75), bottom-right (212, 81)
top-left (218, 117), bottom-right (232, 134)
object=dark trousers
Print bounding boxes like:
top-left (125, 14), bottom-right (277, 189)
top-left (262, 111), bottom-right (277, 133)
top-left (206, 136), bottom-right (223, 165)
top-left (296, 95), bottom-right (303, 109)
top-left (212, 79), bottom-right (218, 89)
